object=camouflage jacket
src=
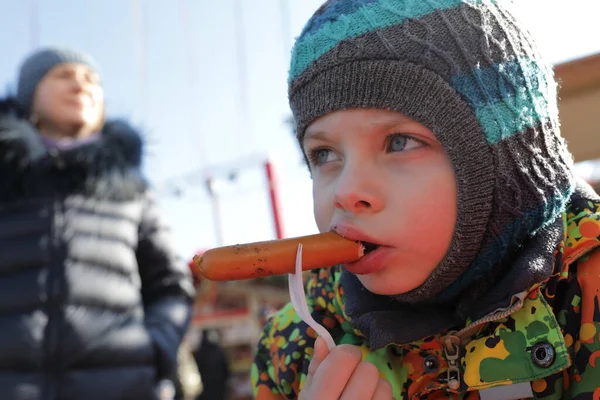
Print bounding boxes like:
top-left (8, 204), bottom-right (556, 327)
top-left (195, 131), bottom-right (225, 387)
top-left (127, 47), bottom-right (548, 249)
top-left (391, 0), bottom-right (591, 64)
top-left (252, 197), bottom-right (600, 399)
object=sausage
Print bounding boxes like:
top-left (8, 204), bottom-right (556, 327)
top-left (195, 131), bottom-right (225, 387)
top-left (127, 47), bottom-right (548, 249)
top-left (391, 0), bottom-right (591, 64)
top-left (192, 232), bottom-right (364, 281)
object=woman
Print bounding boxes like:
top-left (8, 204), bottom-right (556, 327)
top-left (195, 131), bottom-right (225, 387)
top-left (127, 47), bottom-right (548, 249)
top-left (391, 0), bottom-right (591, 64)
top-left (0, 48), bottom-right (195, 399)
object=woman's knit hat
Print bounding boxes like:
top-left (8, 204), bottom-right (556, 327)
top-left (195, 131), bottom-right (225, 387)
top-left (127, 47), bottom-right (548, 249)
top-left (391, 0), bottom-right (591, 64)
top-left (17, 47), bottom-right (99, 115)
top-left (289, 0), bottom-right (574, 302)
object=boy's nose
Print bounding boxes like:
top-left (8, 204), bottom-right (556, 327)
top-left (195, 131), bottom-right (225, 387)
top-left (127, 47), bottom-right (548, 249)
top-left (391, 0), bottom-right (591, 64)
top-left (333, 168), bottom-right (383, 214)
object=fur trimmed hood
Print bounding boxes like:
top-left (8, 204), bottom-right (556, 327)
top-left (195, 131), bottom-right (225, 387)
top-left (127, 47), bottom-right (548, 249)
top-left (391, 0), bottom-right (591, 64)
top-left (0, 97), bottom-right (148, 202)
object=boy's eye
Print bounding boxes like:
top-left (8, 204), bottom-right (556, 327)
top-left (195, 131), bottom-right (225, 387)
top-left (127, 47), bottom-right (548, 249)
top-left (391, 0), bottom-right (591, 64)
top-left (308, 148), bottom-right (336, 166)
top-left (387, 133), bottom-right (423, 152)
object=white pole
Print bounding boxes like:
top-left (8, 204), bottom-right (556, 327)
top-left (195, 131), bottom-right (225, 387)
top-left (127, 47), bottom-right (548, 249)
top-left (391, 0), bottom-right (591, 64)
top-left (29, 0), bottom-right (40, 50)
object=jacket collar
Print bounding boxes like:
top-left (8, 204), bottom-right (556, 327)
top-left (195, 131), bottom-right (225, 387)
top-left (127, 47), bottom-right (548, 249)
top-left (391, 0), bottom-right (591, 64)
top-left (321, 195), bottom-right (600, 391)
top-left (0, 97), bottom-right (147, 201)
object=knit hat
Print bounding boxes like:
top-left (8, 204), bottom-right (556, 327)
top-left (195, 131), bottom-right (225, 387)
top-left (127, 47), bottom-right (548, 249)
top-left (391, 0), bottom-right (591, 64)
top-left (17, 48), bottom-right (100, 114)
top-left (289, 0), bottom-right (574, 302)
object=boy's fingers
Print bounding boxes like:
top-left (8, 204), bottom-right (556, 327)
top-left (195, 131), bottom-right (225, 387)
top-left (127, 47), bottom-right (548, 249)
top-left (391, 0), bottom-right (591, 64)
top-left (307, 344), bottom-right (362, 399)
top-left (308, 336), bottom-right (329, 375)
top-left (303, 337), bottom-right (329, 389)
top-left (339, 361), bottom-right (380, 400)
top-left (372, 378), bottom-right (393, 400)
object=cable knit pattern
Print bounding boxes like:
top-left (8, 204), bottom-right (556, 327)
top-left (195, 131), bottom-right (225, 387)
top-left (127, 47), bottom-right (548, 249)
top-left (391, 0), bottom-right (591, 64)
top-left (288, 0), bottom-right (574, 306)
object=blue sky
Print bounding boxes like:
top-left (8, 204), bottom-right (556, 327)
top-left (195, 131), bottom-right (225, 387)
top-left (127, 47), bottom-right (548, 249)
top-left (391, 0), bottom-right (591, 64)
top-left (1, 0), bottom-right (599, 259)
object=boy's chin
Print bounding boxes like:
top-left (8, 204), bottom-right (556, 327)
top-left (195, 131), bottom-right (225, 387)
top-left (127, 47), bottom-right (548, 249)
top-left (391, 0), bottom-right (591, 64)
top-left (357, 274), bottom-right (425, 296)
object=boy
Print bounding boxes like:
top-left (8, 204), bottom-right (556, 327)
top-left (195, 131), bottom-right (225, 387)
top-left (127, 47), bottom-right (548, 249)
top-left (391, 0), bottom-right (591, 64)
top-left (252, 0), bottom-right (600, 399)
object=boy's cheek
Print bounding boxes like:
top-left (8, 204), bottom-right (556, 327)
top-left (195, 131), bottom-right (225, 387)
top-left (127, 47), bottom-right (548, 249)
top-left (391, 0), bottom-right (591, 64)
top-left (313, 200), bottom-right (332, 233)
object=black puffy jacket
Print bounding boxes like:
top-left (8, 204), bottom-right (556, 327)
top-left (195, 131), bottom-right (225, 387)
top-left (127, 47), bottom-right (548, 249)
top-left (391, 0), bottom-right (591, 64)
top-left (0, 98), bottom-right (196, 400)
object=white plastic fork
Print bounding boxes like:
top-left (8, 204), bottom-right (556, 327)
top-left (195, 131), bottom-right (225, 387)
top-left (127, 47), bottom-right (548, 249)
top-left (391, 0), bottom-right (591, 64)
top-left (288, 244), bottom-right (336, 351)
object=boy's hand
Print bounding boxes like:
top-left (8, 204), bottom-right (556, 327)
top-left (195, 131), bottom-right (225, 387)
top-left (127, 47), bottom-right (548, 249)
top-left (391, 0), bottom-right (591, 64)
top-left (300, 337), bottom-right (393, 399)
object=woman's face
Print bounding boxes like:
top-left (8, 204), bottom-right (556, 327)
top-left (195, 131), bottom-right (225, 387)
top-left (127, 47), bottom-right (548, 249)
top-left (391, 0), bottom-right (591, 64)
top-left (32, 62), bottom-right (104, 138)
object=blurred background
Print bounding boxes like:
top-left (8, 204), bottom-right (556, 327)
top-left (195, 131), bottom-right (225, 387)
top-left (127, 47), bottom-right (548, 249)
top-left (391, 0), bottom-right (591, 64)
top-left (1, 1), bottom-right (599, 398)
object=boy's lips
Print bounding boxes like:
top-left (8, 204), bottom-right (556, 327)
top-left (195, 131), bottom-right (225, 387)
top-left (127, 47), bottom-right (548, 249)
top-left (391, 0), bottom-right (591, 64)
top-left (332, 225), bottom-right (387, 275)
top-left (343, 246), bottom-right (390, 275)
top-left (332, 225), bottom-right (380, 246)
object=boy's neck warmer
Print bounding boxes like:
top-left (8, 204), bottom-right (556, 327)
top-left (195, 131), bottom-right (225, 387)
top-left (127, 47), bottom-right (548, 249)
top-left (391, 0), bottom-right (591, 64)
top-left (288, 0), bottom-right (574, 313)
top-left (342, 180), bottom-right (595, 349)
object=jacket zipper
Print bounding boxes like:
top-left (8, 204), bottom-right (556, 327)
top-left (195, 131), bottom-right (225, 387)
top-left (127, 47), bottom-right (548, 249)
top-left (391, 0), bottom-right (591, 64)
top-left (440, 291), bottom-right (527, 391)
top-left (45, 194), bottom-right (66, 399)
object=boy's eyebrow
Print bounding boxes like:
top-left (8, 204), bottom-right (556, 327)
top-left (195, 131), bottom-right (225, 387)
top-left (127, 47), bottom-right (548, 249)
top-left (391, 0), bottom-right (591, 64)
top-left (371, 118), bottom-right (414, 133)
top-left (303, 130), bottom-right (328, 141)
top-left (304, 116), bottom-right (420, 141)
top-left (304, 121), bottom-right (402, 140)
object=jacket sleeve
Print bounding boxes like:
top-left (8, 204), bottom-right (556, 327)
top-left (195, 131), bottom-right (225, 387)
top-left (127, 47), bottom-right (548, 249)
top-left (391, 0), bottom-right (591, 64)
top-left (136, 191), bottom-right (196, 379)
top-left (0, 98), bottom-right (46, 166)
top-left (252, 326), bottom-right (286, 400)
top-left (564, 248), bottom-right (600, 398)
top-left (252, 267), bottom-right (343, 399)
top-left (252, 304), bottom-right (298, 400)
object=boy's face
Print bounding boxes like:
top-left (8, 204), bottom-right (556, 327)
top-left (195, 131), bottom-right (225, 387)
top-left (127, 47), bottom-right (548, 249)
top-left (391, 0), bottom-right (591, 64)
top-left (303, 108), bottom-right (457, 296)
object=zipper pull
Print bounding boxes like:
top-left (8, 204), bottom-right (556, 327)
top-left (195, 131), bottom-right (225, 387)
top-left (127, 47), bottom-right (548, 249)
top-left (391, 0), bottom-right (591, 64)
top-left (442, 332), bottom-right (461, 391)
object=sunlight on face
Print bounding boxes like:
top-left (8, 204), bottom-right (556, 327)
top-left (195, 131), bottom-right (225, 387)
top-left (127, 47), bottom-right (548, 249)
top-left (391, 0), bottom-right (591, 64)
top-left (32, 63), bottom-right (104, 138)
top-left (303, 108), bottom-right (458, 295)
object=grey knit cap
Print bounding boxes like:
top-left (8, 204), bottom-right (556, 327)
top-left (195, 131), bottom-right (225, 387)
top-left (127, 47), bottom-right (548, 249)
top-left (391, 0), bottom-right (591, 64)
top-left (17, 48), bottom-right (99, 114)
top-left (289, 0), bottom-right (574, 303)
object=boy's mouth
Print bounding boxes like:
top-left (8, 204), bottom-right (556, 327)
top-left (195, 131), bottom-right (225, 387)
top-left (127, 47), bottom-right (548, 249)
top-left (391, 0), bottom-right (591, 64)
top-left (330, 225), bottom-right (381, 256)
top-left (360, 241), bottom-right (380, 254)
top-left (344, 240), bottom-right (386, 276)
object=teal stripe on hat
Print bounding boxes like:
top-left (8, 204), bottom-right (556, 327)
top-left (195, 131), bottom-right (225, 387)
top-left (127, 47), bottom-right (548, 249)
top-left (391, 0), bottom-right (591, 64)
top-left (473, 95), bottom-right (553, 144)
top-left (290, 0), bottom-right (482, 82)
top-left (450, 58), bottom-right (556, 144)
top-left (450, 58), bottom-right (550, 109)
top-left (301, 0), bottom-right (380, 37)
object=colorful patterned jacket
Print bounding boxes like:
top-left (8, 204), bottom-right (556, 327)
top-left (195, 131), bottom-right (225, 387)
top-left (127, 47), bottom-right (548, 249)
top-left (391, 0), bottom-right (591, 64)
top-left (252, 196), bottom-right (600, 399)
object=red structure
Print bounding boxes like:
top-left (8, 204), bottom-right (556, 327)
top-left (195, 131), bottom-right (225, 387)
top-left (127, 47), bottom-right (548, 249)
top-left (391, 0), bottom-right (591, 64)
top-left (264, 160), bottom-right (285, 240)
